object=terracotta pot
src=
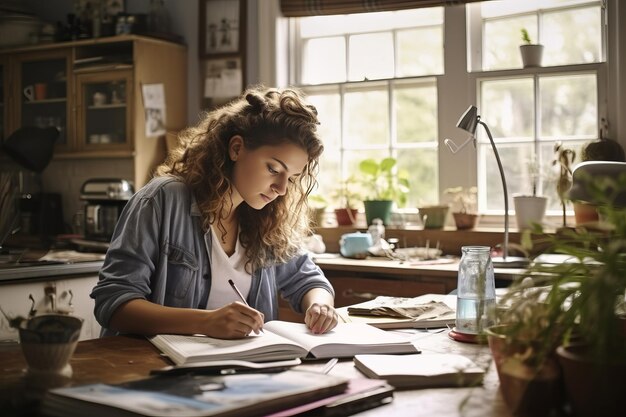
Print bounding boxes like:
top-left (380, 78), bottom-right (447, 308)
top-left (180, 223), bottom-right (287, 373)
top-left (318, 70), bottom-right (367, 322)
top-left (334, 208), bottom-right (358, 226)
top-left (557, 344), bottom-right (626, 417)
top-left (572, 202), bottom-right (599, 225)
top-left (485, 325), bottom-right (563, 417)
top-left (452, 212), bottom-right (478, 230)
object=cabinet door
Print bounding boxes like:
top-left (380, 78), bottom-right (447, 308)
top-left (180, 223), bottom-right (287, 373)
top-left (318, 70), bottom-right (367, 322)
top-left (75, 70), bottom-right (132, 153)
top-left (0, 275), bottom-right (101, 342)
top-left (13, 49), bottom-right (72, 152)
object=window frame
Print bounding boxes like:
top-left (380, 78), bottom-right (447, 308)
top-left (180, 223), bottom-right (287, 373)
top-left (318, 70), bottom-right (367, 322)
top-left (285, 0), bottom-right (610, 224)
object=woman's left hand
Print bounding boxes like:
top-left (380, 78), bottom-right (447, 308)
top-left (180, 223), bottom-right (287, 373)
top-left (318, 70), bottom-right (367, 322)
top-left (304, 303), bottom-right (338, 334)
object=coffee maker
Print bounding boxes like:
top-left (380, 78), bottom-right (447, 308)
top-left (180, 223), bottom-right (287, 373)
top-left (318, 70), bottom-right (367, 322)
top-left (80, 179), bottom-right (134, 241)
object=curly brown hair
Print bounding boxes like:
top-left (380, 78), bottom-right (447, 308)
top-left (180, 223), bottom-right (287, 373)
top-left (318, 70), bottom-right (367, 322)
top-left (156, 85), bottom-right (323, 271)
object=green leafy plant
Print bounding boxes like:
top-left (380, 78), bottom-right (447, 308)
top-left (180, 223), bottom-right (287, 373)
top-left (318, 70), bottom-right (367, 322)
top-left (521, 28), bottom-right (532, 45)
top-left (358, 157), bottom-right (410, 207)
top-left (308, 193), bottom-right (328, 209)
top-left (496, 171), bottom-right (626, 368)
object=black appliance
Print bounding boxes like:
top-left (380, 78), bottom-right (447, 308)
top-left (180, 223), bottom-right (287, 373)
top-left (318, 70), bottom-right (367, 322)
top-left (81, 178), bottom-right (134, 241)
top-left (20, 192), bottom-right (64, 237)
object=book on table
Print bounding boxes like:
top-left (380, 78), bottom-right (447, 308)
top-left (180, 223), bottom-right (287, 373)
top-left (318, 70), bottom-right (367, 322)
top-left (149, 321), bottom-right (418, 366)
top-left (353, 353), bottom-right (485, 389)
top-left (338, 293), bottom-right (457, 329)
top-left (41, 370), bottom-right (349, 417)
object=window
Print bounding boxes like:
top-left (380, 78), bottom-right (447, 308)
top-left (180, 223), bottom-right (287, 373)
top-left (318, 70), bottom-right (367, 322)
top-left (289, 0), bottom-right (606, 217)
top-left (292, 8), bottom-right (444, 208)
top-left (469, 0), bottom-right (605, 213)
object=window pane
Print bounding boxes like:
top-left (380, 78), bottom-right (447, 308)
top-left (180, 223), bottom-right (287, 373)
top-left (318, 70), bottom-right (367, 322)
top-left (344, 89), bottom-right (389, 147)
top-left (348, 33), bottom-right (394, 81)
top-left (539, 74), bottom-right (597, 139)
top-left (397, 27), bottom-right (443, 76)
top-left (483, 16), bottom-right (536, 70)
top-left (481, 78), bottom-right (534, 139)
top-left (397, 148), bottom-right (438, 207)
top-left (478, 142), bottom-right (526, 211)
top-left (302, 37), bottom-right (345, 84)
top-left (316, 148), bottom-right (341, 199)
top-left (306, 92), bottom-right (341, 149)
top-left (542, 7), bottom-right (602, 66)
top-left (395, 83), bottom-right (438, 143)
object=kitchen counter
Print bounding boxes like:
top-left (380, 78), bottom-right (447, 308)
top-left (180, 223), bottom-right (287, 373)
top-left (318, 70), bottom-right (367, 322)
top-left (0, 260), bottom-right (104, 282)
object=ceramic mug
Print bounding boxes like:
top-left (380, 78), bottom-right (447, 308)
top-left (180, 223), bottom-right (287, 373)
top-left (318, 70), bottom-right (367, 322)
top-left (339, 232), bottom-right (372, 259)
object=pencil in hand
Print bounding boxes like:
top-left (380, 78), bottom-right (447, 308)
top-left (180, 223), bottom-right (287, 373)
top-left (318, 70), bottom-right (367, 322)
top-left (228, 279), bottom-right (264, 334)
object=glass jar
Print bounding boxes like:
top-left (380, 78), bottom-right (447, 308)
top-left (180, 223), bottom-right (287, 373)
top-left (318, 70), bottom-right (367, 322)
top-left (455, 246), bottom-right (496, 335)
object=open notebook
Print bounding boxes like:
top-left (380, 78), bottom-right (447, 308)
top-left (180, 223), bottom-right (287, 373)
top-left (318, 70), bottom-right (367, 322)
top-left (149, 321), bottom-right (418, 366)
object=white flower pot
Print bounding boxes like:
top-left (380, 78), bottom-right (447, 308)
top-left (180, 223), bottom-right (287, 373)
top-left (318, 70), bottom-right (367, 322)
top-left (514, 196), bottom-right (547, 230)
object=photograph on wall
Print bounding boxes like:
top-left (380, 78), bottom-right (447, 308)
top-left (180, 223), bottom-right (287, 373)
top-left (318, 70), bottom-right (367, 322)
top-left (200, 0), bottom-right (242, 56)
top-left (141, 83), bottom-right (167, 137)
top-left (202, 57), bottom-right (242, 108)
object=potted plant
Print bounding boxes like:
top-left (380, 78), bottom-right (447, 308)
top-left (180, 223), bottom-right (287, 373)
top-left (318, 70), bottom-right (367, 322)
top-left (552, 142), bottom-right (577, 229)
top-left (307, 193), bottom-right (328, 228)
top-left (519, 28), bottom-right (544, 68)
top-left (485, 172), bottom-right (626, 417)
top-left (358, 157), bottom-right (410, 226)
top-left (514, 157), bottom-right (548, 230)
top-left (331, 176), bottom-right (362, 226)
top-left (573, 132), bottom-right (626, 225)
top-left (444, 186), bottom-right (478, 230)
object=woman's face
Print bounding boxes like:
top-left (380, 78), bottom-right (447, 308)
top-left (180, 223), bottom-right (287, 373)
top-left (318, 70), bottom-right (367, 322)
top-left (229, 136), bottom-right (308, 210)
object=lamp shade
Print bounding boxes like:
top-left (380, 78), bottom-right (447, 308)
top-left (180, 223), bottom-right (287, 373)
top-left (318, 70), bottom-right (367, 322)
top-left (568, 161), bottom-right (626, 207)
top-left (2, 126), bottom-right (59, 173)
top-left (456, 105), bottom-right (479, 135)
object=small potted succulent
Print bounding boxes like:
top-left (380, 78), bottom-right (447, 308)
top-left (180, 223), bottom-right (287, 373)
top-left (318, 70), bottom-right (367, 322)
top-left (519, 28), bottom-right (544, 68)
top-left (331, 176), bottom-right (362, 226)
top-left (513, 157), bottom-right (548, 230)
top-left (444, 186), bottom-right (478, 230)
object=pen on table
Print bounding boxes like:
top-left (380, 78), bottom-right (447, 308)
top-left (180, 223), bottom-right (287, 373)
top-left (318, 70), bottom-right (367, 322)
top-left (228, 279), bottom-right (264, 334)
top-left (322, 357), bottom-right (339, 375)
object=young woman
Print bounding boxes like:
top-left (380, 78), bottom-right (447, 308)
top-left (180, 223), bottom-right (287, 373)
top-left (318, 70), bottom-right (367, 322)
top-left (91, 86), bottom-right (338, 339)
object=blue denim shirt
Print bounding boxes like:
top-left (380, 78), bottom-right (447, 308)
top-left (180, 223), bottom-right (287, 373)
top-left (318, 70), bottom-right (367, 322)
top-left (90, 176), bottom-right (334, 336)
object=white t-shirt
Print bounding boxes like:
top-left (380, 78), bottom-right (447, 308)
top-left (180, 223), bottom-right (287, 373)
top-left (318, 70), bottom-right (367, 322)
top-left (206, 225), bottom-right (251, 310)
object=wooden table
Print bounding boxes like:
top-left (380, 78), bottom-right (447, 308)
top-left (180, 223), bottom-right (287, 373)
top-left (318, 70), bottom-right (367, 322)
top-left (0, 331), bottom-right (511, 416)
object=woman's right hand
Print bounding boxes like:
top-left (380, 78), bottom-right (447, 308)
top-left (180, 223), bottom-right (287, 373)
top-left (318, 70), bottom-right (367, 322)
top-left (203, 302), bottom-right (265, 339)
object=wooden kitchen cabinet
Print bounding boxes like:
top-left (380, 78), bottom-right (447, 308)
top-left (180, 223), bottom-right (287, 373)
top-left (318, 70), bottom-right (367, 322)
top-left (0, 35), bottom-right (187, 189)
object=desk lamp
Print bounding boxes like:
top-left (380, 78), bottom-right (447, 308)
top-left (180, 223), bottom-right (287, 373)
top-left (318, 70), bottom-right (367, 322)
top-left (1, 126), bottom-right (59, 247)
top-left (445, 105), bottom-right (529, 268)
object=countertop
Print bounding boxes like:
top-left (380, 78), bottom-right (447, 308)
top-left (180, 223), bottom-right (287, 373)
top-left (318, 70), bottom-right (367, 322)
top-left (0, 250), bottom-right (105, 283)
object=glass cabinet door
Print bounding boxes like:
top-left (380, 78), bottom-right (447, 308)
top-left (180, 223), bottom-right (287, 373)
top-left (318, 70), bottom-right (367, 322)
top-left (76, 70), bottom-right (132, 152)
top-left (17, 50), bottom-right (71, 150)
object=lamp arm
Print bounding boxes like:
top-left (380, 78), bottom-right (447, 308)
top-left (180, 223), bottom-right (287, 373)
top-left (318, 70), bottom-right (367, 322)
top-left (479, 120), bottom-right (509, 260)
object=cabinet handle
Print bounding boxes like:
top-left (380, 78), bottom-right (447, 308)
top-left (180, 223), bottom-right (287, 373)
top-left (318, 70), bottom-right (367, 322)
top-left (342, 289), bottom-right (383, 300)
